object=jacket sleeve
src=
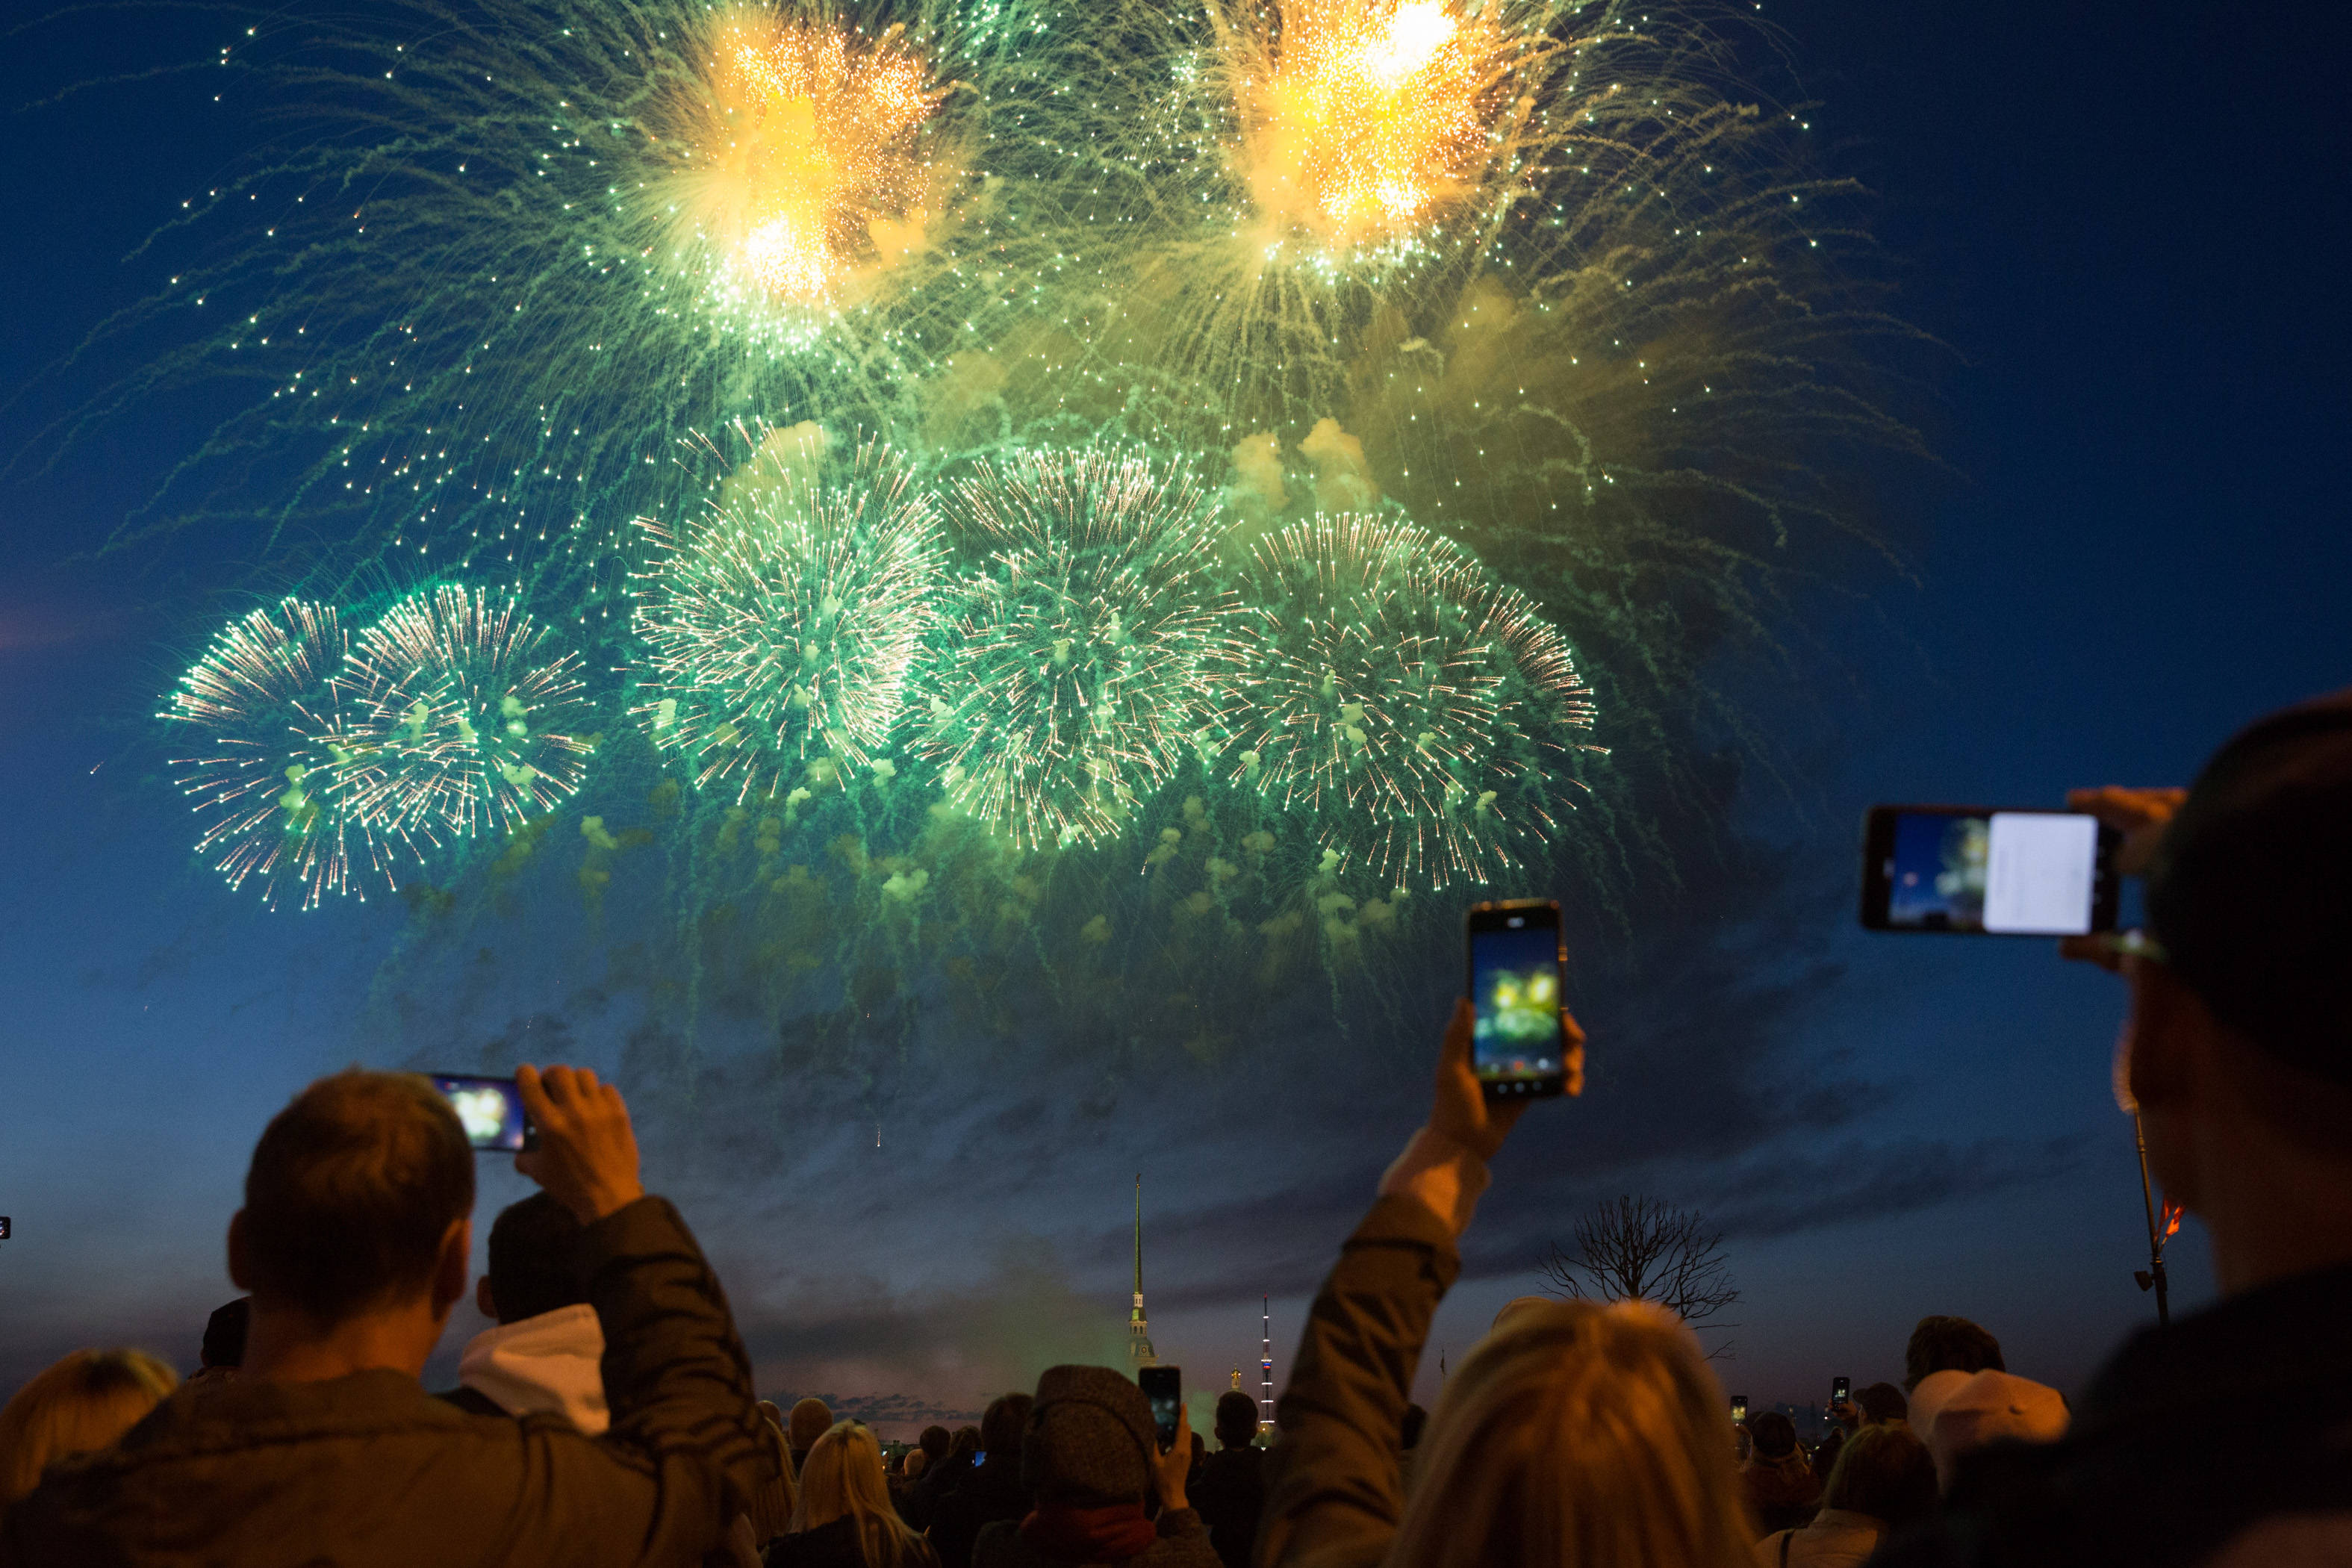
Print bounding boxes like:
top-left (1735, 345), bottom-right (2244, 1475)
top-left (520, 1195), bottom-right (774, 1567)
top-left (1255, 1195), bottom-right (1460, 1568)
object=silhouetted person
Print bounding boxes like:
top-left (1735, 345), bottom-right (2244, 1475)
top-left (187, 1298), bottom-right (249, 1390)
top-left (791, 1397), bottom-right (835, 1473)
top-left (930, 1393), bottom-right (1035, 1568)
top-left (0, 1064), bottom-right (771, 1565)
top-left (436, 1191), bottom-right (605, 1431)
top-left (1758, 1424), bottom-right (1938, 1567)
top-left (971, 1366), bottom-right (1213, 1568)
top-left (1902, 1317), bottom-right (2006, 1435)
top-left (1879, 693), bottom-right (2352, 1566)
top-left (1189, 1392), bottom-right (1266, 1568)
top-left (1742, 1410), bottom-right (1823, 1537)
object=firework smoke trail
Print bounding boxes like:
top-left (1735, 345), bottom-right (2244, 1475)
top-left (915, 449), bottom-right (1244, 851)
top-left (19, 0), bottom-right (1070, 611)
top-left (632, 426), bottom-right (942, 800)
top-left (161, 598), bottom-right (372, 909)
top-left (334, 585), bottom-right (594, 844)
top-left (1228, 514), bottom-right (1601, 889)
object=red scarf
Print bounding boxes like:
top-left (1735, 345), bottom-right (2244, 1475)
top-left (1015, 1501), bottom-right (1158, 1563)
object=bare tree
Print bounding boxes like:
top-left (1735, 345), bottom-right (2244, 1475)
top-left (1540, 1196), bottom-right (1740, 1354)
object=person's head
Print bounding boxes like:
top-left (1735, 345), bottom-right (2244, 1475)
top-left (981, 1392), bottom-right (1034, 1463)
top-left (2130, 694), bottom-right (2352, 1274)
top-left (1820, 1424), bottom-right (1938, 1531)
top-left (1854, 1382), bottom-right (1908, 1426)
top-left (1924, 1370), bottom-right (2068, 1491)
top-left (902, 1448), bottom-right (929, 1480)
top-left (797, 1420), bottom-right (927, 1568)
top-left (1744, 1410), bottom-right (1798, 1462)
top-left (475, 1192), bottom-right (585, 1325)
top-left (1389, 1298), bottom-right (1754, 1568)
top-left (228, 1071), bottom-right (474, 1355)
top-left (917, 1424), bottom-right (951, 1464)
top-left (747, 1405), bottom-right (798, 1543)
top-left (790, 1396), bottom-right (835, 1458)
top-left (1903, 1317), bottom-right (2003, 1393)
top-left (0, 1349), bottom-right (179, 1507)
top-left (1214, 1390), bottom-right (1258, 1450)
top-left (199, 1298), bottom-right (249, 1370)
top-left (1021, 1365), bottom-right (1158, 1508)
top-left (945, 1423), bottom-right (980, 1466)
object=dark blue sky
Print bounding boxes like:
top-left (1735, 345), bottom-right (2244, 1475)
top-left (1, 0), bottom-right (2346, 1429)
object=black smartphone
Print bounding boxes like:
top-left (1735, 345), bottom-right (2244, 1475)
top-left (0, 1216), bottom-right (10, 1241)
top-left (1731, 1394), bottom-right (1749, 1425)
top-left (427, 1074), bottom-right (538, 1152)
top-left (1466, 899), bottom-right (1568, 1100)
top-left (1138, 1365), bottom-right (1181, 1453)
top-left (1832, 1376), bottom-right (1850, 1405)
top-left (1859, 806), bottom-right (2121, 936)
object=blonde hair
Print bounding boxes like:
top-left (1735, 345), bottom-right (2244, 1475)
top-left (1390, 1299), bottom-right (1753, 1568)
top-left (795, 1419), bottom-right (930, 1568)
top-left (0, 1349), bottom-right (179, 1508)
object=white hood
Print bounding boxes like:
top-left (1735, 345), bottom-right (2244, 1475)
top-left (458, 1302), bottom-right (609, 1435)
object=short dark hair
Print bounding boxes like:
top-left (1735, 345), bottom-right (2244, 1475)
top-left (485, 1192), bottom-right (587, 1325)
top-left (1855, 1381), bottom-right (1908, 1424)
top-left (200, 1298), bottom-right (250, 1369)
top-left (1824, 1424), bottom-right (1938, 1529)
top-left (982, 1393), bottom-right (1034, 1457)
top-left (1747, 1410), bottom-right (1797, 1459)
top-left (1904, 1316), bottom-right (2004, 1391)
top-left (1215, 1390), bottom-right (1259, 1447)
top-left (918, 1425), bottom-right (951, 1460)
top-left (239, 1071), bottom-right (473, 1322)
top-left (2148, 691), bottom-right (2352, 1083)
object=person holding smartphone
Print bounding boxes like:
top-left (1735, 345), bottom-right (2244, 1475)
top-left (1876, 692), bottom-right (2352, 1568)
top-left (1, 1063), bottom-right (774, 1567)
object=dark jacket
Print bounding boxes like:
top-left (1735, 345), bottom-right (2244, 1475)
top-left (1, 1196), bottom-right (771, 1567)
top-left (1873, 1260), bottom-right (2352, 1568)
top-left (766, 1515), bottom-right (939, 1568)
top-left (971, 1510), bottom-right (1218, 1568)
top-left (1189, 1448), bottom-right (1266, 1568)
top-left (928, 1454), bottom-right (1030, 1568)
top-left (1259, 1195), bottom-right (1459, 1568)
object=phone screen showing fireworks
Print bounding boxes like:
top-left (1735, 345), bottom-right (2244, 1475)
top-left (1467, 900), bottom-right (1567, 1099)
top-left (428, 1074), bottom-right (535, 1152)
top-left (1138, 1366), bottom-right (1182, 1453)
top-left (1861, 808), bottom-right (2120, 936)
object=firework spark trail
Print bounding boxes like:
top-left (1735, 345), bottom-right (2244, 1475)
top-left (914, 449), bottom-right (1245, 851)
top-left (161, 598), bottom-right (367, 909)
top-left (632, 427), bottom-right (942, 801)
top-left (334, 585), bottom-right (594, 843)
top-left (1228, 514), bottom-right (1600, 889)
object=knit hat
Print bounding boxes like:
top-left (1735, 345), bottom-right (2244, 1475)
top-left (1023, 1364), bottom-right (1158, 1505)
top-left (1926, 1370), bottom-right (2068, 1488)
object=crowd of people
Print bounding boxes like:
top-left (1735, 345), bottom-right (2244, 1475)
top-left (0, 693), bottom-right (2345, 1565)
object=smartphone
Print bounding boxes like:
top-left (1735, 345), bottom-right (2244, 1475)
top-left (1466, 900), bottom-right (1568, 1099)
top-left (1832, 1376), bottom-right (1850, 1405)
top-left (0, 1216), bottom-right (10, 1241)
top-left (427, 1074), bottom-right (538, 1152)
top-left (1731, 1394), bottom-right (1749, 1425)
top-left (1859, 806), bottom-right (2121, 936)
top-left (1137, 1365), bottom-right (1181, 1453)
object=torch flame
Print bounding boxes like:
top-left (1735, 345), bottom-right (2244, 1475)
top-left (671, 11), bottom-right (951, 308)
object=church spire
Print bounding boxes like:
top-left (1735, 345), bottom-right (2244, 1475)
top-left (1128, 1173), bottom-right (1156, 1366)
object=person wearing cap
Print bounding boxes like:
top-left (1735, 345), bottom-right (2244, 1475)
top-left (1877, 691), bottom-right (2352, 1567)
top-left (971, 1365), bottom-right (1214, 1568)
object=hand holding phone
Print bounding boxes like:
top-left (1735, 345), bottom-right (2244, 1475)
top-left (1138, 1366), bottom-right (1182, 1453)
top-left (429, 1074), bottom-right (537, 1153)
top-left (513, 1064), bottom-right (644, 1225)
top-left (1860, 807), bottom-right (2122, 936)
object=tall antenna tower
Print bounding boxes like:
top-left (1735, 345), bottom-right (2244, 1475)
top-left (1260, 1296), bottom-right (1275, 1431)
top-left (1127, 1174), bottom-right (1156, 1366)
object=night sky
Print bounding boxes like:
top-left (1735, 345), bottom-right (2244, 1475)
top-left (1, 0), bottom-right (2346, 1434)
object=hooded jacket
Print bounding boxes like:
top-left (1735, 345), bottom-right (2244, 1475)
top-left (455, 1301), bottom-right (611, 1434)
top-left (0, 1196), bottom-right (771, 1568)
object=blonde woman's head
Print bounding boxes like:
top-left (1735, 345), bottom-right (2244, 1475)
top-left (1392, 1298), bottom-right (1752, 1568)
top-left (797, 1419), bottom-right (927, 1567)
top-left (0, 1349), bottom-right (179, 1508)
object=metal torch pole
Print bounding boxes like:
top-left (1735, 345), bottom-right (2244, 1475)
top-left (2132, 1113), bottom-right (2170, 1331)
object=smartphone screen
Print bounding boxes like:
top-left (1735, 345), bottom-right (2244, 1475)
top-left (1731, 1395), bottom-right (1749, 1425)
top-left (1860, 807), bottom-right (2121, 936)
top-left (1137, 1366), bottom-right (1181, 1452)
top-left (1466, 900), bottom-right (1567, 1099)
top-left (427, 1074), bottom-right (535, 1152)
top-left (1832, 1376), bottom-right (1850, 1404)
